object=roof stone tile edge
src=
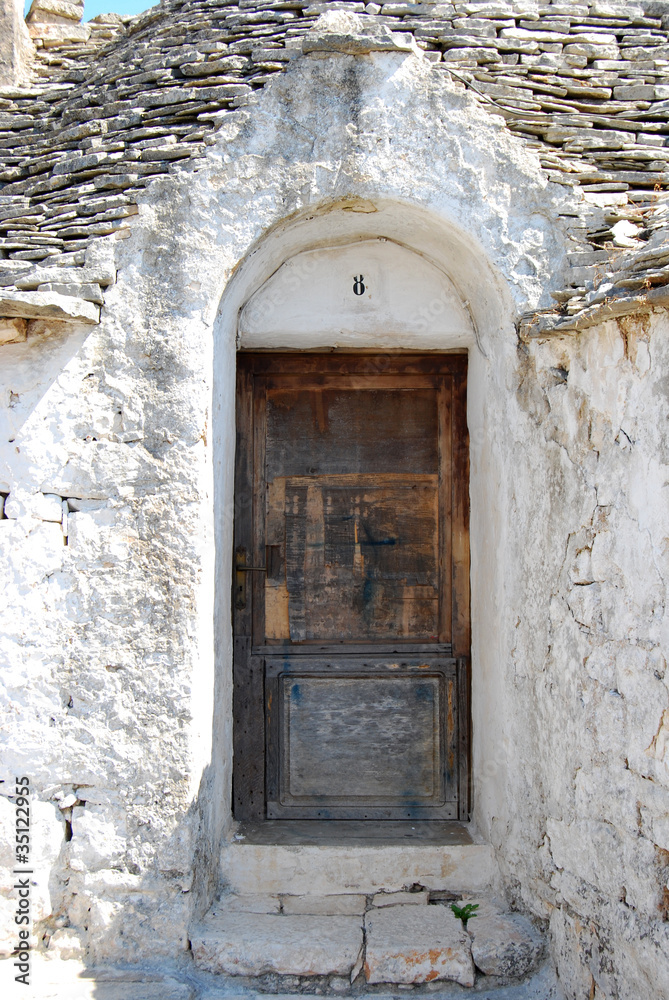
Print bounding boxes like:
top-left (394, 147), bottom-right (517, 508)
top-left (0, 0), bottom-right (668, 337)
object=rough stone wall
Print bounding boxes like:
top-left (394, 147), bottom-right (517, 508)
top-left (1, 37), bottom-right (668, 1000)
top-left (479, 310), bottom-right (669, 998)
top-left (0, 256), bottom-right (218, 961)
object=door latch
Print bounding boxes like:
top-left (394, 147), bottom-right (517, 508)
top-left (234, 546), bottom-right (265, 611)
top-left (234, 545), bottom-right (282, 610)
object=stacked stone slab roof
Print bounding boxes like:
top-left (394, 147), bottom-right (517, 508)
top-left (1, 0), bottom-right (669, 336)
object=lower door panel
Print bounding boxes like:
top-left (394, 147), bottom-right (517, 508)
top-left (265, 655), bottom-right (463, 819)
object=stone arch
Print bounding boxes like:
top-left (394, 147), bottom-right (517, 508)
top-left (238, 237), bottom-right (477, 352)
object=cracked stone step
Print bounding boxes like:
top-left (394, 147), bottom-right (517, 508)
top-left (191, 910), bottom-right (364, 976)
top-left (364, 904), bottom-right (475, 987)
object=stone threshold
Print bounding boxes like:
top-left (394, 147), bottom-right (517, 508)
top-left (234, 821), bottom-right (474, 847)
top-left (219, 839), bottom-right (500, 898)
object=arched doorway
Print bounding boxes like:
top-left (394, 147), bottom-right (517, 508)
top-left (230, 237), bottom-right (474, 826)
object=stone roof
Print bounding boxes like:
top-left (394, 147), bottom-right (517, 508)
top-left (1, 0), bottom-right (669, 340)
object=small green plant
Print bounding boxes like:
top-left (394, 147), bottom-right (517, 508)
top-left (450, 901), bottom-right (479, 928)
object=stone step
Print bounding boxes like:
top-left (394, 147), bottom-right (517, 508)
top-left (190, 894), bottom-right (545, 987)
top-left (192, 911), bottom-right (364, 977)
top-left (219, 840), bottom-right (502, 896)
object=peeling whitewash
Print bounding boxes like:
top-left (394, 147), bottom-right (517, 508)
top-left (0, 40), bottom-right (668, 999)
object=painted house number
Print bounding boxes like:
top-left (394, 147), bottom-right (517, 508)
top-left (353, 275), bottom-right (365, 295)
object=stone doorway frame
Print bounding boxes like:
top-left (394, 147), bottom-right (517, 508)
top-left (212, 198), bottom-right (514, 852)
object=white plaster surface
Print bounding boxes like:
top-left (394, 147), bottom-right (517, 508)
top-left (469, 311), bottom-right (669, 998)
top-left (466, 900), bottom-right (544, 978)
top-left (239, 240), bottom-right (475, 349)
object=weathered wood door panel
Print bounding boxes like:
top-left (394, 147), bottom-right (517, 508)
top-left (233, 354), bottom-right (470, 822)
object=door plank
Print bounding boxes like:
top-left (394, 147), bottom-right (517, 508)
top-left (241, 352), bottom-right (467, 376)
top-left (232, 365), bottom-right (263, 822)
top-left (232, 638), bottom-right (265, 822)
top-left (251, 376), bottom-right (268, 645)
top-left (265, 374), bottom-right (439, 390)
top-left (265, 386), bottom-right (438, 480)
top-left (452, 374), bottom-right (470, 658)
top-left (437, 379), bottom-right (453, 644)
top-left (457, 656), bottom-right (471, 820)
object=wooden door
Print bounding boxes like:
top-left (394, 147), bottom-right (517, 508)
top-left (233, 354), bottom-right (470, 822)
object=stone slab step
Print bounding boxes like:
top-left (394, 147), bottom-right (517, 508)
top-left (220, 842), bottom-right (502, 896)
top-left (191, 898), bottom-right (546, 986)
top-left (191, 911), bottom-right (363, 976)
top-left (365, 904), bottom-right (474, 986)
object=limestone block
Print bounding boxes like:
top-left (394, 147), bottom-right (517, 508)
top-left (364, 905), bottom-right (475, 986)
top-left (0, 0), bottom-right (33, 87)
top-left (220, 843), bottom-right (501, 896)
top-left (0, 290), bottom-right (99, 324)
top-left (38, 282), bottom-right (105, 305)
top-left (372, 890), bottom-right (429, 907)
top-left (27, 0), bottom-right (83, 22)
top-left (33, 493), bottom-right (64, 522)
top-left (191, 911), bottom-right (363, 976)
top-left (15, 265), bottom-right (115, 289)
top-left (0, 518), bottom-right (64, 581)
top-left (69, 805), bottom-right (127, 873)
top-left (29, 21), bottom-right (90, 44)
top-left (221, 894), bottom-right (280, 913)
top-left (0, 317), bottom-right (27, 344)
top-left (30, 800), bottom-right (64, 920)
top-left (468, 908), bottom-right (543, 977)
top-left (302, 11), bottom-right (415, 54)
top-left (281, 894), bottom-right (367, 914)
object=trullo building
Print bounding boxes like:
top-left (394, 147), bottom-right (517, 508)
top-left (1, 0), bottom-right (669, 997)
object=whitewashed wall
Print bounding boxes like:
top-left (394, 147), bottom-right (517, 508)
top-left (1, 42), bottom-right (667, 997)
